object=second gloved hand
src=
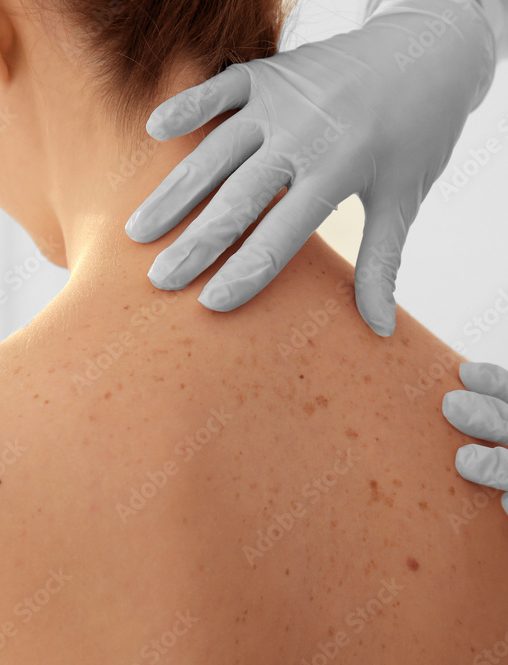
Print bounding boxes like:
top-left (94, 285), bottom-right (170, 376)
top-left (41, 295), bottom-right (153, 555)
top-left (443, 362), bottom-right (508, 515)
top-left (126, 0), bottom-right (495, 336)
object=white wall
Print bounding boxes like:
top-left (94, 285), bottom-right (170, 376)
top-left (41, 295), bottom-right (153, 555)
top-left (1, 0), bottom-right (508, 368)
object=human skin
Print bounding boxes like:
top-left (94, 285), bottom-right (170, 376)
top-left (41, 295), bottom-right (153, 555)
top-left (0, 2), bottom-right (507, 664)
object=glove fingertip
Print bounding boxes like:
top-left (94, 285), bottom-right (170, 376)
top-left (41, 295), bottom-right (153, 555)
top-left (501, 492), bottom-right (508, 515)
top-left (198, 282), bottom-right (234, 313)
top-left (146, 115), bottom-right (173, 141)
top-left (355, 290), bottom-right (396, 338)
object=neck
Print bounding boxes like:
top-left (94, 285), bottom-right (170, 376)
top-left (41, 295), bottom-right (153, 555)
top-left (36, 57), bottom-right (211, 277)
top-left (60, 128), bottom-right (207, 275)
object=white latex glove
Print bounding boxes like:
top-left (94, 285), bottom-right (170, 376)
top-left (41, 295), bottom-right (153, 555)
top-left (125, 0), bottom-right (495, 336)
top-left (443, 363), bottom-right (508, 515)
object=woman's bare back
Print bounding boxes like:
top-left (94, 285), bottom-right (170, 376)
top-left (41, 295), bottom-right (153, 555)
top-left (0, 234), bottom-right (506, 665)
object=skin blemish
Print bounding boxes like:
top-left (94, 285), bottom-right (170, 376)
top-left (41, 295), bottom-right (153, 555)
top-left (363, 375), bottom-right (372, 384)
top-left (418, 501), bottom-right (428, 511)
top-left (299, 374), bottom-right (305, 380)
top-left (369, 480), bottom-right (395, 507)
top-left (392, 479), bottom-right (402, 487)
top-left (406, 557), bottom-right (420, 572)
top-left (33, 394), bottom-right (39, 400)
top-left (104, 391), bottom-right (112, 400)
top-left (303, 402), bottom-right (315, 416)
top-left (316, 395), bottom-right (329, 408)
top-left (345, 427), bottom-right (359, 440)
top-left (449, 486), bottom-right (456, 496)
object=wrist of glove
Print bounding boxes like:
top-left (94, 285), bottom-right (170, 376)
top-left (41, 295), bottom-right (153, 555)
top-left (480, 0), bottom-right (508, 58)
top-left (364, 0), bottom-right (496, 111)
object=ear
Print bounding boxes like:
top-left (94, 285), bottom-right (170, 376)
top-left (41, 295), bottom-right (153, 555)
top-left (0, 9), bottom-right (15, 85)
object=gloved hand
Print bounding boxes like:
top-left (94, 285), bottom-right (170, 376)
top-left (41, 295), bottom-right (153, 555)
top-left (443, 362), bottom-right (508, 515)
top-left (126, 0), bottom-right (495, 336)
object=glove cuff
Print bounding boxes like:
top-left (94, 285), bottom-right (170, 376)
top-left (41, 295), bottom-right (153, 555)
top-left (363, 0), bottom-right (497, 110)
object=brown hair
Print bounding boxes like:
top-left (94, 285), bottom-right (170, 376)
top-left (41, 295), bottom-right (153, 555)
top-left (50, 0), bottom-right (289, 124)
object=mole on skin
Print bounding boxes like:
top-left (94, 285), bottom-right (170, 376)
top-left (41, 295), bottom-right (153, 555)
top-left (407, 557), bottom-right (420, 572)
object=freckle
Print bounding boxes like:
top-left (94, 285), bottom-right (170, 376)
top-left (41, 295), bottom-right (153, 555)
top-left (44, 400), bottom-right (50, 405)
top-left (392, 479), bottom-right (402, 487)
top-left (363, 375), bottom-right (372, 384)
top-left (299, 374), bottom-right (305, 379)
top-left (316, 395), bottom-right (328, 408)
top-left (330, 520), bottom-right (337, 528)
top-left (345, 427), bottom-right (359, 440)
top-left (123, 305), bottom-right (130, 310)
top-left (449, 486), bottom-right (456, 496)
top-left (187, 351), bottom-right (192, 357)
top-left (117, 383), bottom-right (123, 391)
top-left (303, 402), bottom-right (315, 416)
top-left (369, 479), bottom-right (379, 501)
top-left (180, 383), bottom-right (186, 390)
top-left (104, 392), bottom-right (112, 400)
top-left (285, 568), bottom-right (290, 576)
top-left (407, 556), bottom-right (420, 572)
top-left (418, 501), bottom-right (428, 511)
top-left (446, 466), bottom-right (452, 473)
top-left (47, 368), bottom-right (55, 374)
top-left (402, 337), bottom-right (410, 347)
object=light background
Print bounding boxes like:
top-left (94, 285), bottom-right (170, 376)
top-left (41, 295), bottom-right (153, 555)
top-left (1, 0), bottom-right (508, 366)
